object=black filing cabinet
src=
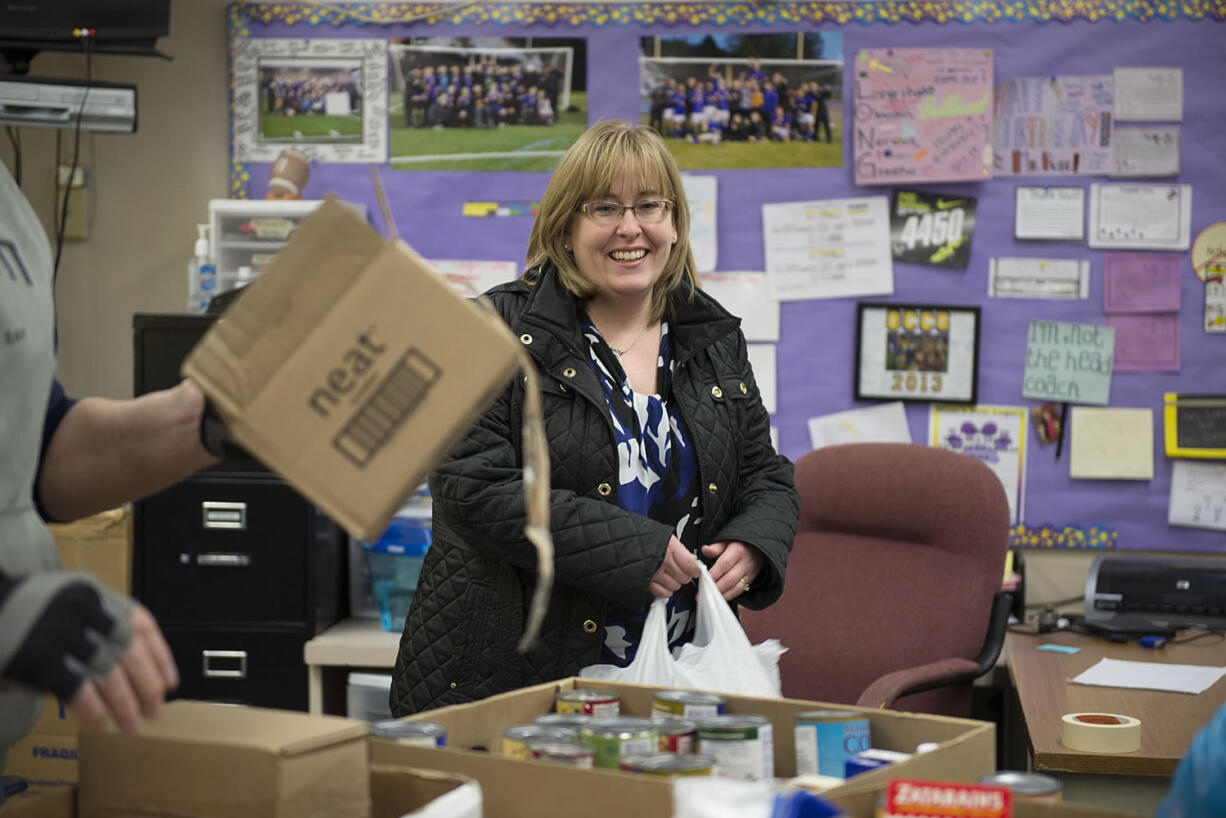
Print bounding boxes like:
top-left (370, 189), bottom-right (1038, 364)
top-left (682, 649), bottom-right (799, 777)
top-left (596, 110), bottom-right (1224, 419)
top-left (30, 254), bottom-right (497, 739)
top-left (132, 314), bottom-right (345, 711)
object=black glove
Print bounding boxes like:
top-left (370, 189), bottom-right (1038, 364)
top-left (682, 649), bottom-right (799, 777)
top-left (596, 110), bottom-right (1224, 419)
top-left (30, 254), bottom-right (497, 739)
top-left (199, 395), bottom-right (249, 460)
top-left (0, 571), bottom-right (132, 702)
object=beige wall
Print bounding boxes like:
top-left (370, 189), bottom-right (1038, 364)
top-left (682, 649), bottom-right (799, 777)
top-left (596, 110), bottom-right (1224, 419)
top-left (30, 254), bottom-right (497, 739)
top-left (8, 0), bottom-right (231, 400)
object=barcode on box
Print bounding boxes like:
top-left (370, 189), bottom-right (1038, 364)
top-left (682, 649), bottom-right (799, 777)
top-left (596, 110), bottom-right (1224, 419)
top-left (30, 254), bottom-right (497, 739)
top-left (333, 349), bottom-right (441, 468)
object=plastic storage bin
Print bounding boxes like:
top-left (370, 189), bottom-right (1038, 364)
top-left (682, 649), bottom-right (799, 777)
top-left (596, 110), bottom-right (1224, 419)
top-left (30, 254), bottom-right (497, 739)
top-left (362, 495), bottom-right (432, 632)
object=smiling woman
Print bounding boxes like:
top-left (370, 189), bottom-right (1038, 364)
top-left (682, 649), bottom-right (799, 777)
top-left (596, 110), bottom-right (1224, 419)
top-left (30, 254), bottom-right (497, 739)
top-left (389, 119), bottom-right (800, 717)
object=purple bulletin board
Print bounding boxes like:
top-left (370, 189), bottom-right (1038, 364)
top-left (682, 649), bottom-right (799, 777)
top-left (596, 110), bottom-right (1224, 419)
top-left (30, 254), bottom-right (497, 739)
top-left (228, 1), bottom-right (1226, 552)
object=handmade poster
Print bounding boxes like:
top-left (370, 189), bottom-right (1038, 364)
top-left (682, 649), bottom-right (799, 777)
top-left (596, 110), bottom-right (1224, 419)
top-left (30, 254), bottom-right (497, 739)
top-left (1069, 407), bottom-right (1154, 480)
top-left (699, 272), bottom-right (780, 342)
top-left (1163, 393), bottom-right (1226, 458)
top-left (1169, 461), bottom-right (1226, 532)
top-left (1190, 222), bottom-right (1226, 281)
top-left (852, 48), bottom-right (993, 186)
top-left (1107, 313), bottom-right (1180, 372)
top-left (1088, 184), bottom-right (1192, 250)
top-left (928, 404), bottom-right (1028, 524)
top-left (1023, 320), bottom-right (1114, 405)
top-left (1102, 253), bottom-right (1181, 313)
top-left (993, 75), bottom-right (1114, 176)
top-left (683, 175), bottom-right (717, 274)
top-left (1014, 186), bottom-right (1085, 241)
top-left (1113, 66), bottom-right (1183, 122)
top-left (762, 196), bottom-right (893, 301)
top-left (807, 401), bottom-right (912, 449)
top-left (428, 259), bottom-right (520, 297)
top-left (1111, 126), bottom-right (1180, 178)
top-left (1206, 278), bottom-right (1226, 334)
top-left (747, 343), bottom-right (777, 415)
top-left (988, 258), bottom-right (1089, 300)
top-left (889, 189), bottom-right (976, 269)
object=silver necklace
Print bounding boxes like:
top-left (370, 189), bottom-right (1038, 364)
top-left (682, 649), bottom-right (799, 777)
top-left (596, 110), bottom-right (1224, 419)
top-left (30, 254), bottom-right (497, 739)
top-left (609, 323), bottom-right (651, 356)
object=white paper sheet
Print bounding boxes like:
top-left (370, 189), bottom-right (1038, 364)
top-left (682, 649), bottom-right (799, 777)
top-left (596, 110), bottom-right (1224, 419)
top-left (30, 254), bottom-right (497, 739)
top-left (747, 344), bottom-right (777, 415)
top-left (1071, 657), bottom-right (1226, 695)
top-left (700, 272), bottom-right (780, 342)
top-left (928, 405), bottom-right (1028, 525)
top-left (1014, 186), bottom-right (1086, 241)
top-left (1113, 66), bottom-right (1183, 122)
top-left (1088, 184), bottom-right (1193, 250)
top-left (763, 197), bottom-right (894, 302)
top-left (427, 259), bottom-right (520, 298)
top-left (1169, 461), bottom-right (1226, 531)
top-left (1111, 126), bottom-right (1180, 178)
top-left (988, 258), bottom-right (1089, 300)
top-left (807, 402), bottom-right (912, 450)
top-left (683, 175), bottom-right (718, 274)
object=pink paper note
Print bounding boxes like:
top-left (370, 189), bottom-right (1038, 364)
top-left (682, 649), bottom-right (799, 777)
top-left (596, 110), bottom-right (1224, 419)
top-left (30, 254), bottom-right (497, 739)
top-left (1103, 253), bottom-right (1182, 313)
top-left (853, 48), bottom-right (994, 186)
top-left (1108, 313), bottom-right (1181, 371)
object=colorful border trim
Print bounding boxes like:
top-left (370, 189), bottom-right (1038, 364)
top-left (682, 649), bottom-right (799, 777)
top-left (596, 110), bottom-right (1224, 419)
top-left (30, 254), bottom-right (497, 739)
top-left (1010, 522), bottom-right (1118, 549)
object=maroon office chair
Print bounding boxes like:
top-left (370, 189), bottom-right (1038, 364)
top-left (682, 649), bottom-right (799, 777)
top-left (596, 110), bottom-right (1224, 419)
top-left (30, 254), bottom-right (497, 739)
top-left (741, 442), bottom-right (1012, 717)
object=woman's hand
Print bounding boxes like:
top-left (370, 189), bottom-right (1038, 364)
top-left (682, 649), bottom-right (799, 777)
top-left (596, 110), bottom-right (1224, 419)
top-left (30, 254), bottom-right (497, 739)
top-left (702, 541), bottom-right (763, 601)
top-left (649, 535), bottom-right (701, 598)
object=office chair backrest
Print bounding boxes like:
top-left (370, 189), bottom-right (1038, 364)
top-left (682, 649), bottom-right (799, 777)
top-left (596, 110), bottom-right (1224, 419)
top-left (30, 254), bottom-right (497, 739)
top-left (740, 442), bottom-right (1010, 716)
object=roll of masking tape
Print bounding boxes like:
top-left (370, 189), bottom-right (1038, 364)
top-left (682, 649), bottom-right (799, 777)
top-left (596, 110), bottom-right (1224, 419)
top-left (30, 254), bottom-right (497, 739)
top-left (1060, 713), bottom-right (1142, 754)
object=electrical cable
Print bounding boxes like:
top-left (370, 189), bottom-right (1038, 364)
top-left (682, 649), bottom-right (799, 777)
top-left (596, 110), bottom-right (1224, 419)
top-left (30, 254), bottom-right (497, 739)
top-left (5, 126), bottom-right (20, 187)
top-left (53, 35), bottom-right (92, 286)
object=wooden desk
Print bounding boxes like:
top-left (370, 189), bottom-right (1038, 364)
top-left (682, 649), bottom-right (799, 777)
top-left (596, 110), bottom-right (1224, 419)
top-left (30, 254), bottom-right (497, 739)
top-left (1006, 630), bottom-right (1226, 813)
top-left (302, 617), bottom-right (400, 715)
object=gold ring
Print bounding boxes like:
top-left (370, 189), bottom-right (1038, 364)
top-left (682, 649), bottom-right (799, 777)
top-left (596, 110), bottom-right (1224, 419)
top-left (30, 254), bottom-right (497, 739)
top-left (739, 577), bottom-right (751, 593)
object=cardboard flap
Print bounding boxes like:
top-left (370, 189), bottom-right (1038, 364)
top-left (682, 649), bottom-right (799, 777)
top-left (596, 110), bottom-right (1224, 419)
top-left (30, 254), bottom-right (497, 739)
top-left (184, 199), bottom-right (385, 417)
top-left (125, 701), bottom-right (368, 757)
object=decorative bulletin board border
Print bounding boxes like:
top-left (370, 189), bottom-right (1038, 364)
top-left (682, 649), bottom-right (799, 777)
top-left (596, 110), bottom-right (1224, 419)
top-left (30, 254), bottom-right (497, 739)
top-left (1010, 522), bottom-right (1119, 549)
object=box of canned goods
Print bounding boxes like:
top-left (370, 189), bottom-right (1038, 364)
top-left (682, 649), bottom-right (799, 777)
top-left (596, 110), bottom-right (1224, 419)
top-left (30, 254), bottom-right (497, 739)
top-left (695, 715), bottom-right (774, 780)
top-left (580, 717), bottom-right (658, 770)
top-left (794, 710), bottom-right (871, 779)
top-left (620, 752), bottom-right (717, 776)
top-left (369, 719), bottom-right (447, 747)
top-left (651, 689), bottom-right (726, 720)
top-left (557, 688), bottom-right (620, 717)
top-left (502, 724), bottom-right (580, 760)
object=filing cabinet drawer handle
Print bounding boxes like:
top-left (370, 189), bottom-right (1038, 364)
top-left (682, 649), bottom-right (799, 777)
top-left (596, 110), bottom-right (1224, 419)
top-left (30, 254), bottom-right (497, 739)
top-left (196, 553), bottom-right (251, 567)
top-left (202, 650), bottom-right (247, 679)
top-left (202, 501), bottom-right (246, 530)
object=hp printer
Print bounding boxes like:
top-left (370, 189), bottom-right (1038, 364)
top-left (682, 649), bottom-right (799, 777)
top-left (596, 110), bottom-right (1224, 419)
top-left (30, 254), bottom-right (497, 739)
top-left (1085, 555), bottom-right (1226, 632)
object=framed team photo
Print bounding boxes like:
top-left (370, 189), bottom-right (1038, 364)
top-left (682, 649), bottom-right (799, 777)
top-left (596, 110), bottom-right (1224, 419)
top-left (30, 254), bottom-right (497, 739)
top-left (855, 302), bottom-right (981, 404)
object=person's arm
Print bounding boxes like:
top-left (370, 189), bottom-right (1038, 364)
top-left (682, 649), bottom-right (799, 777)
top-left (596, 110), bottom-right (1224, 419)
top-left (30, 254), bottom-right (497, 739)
top-left (37, 379), bottom-right (218, 522)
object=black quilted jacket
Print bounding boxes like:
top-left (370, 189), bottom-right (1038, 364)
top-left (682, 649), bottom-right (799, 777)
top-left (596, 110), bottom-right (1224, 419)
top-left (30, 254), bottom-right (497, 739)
top-left (389, 264), bottom-right (799, 716)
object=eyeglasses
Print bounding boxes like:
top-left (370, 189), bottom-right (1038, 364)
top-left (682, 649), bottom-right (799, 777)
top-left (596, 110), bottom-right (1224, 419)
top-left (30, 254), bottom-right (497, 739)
top-left (577, 199), bottom-right (673, 225)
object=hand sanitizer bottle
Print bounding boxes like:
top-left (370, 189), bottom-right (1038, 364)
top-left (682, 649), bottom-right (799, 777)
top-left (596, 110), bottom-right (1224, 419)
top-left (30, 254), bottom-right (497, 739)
top-left (187, 224), bottom-right (216, 313)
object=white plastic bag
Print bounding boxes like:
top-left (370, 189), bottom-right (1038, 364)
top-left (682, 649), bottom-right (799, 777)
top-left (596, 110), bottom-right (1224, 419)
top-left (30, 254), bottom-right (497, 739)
top-left (580, 563), bottom-right (785, 698)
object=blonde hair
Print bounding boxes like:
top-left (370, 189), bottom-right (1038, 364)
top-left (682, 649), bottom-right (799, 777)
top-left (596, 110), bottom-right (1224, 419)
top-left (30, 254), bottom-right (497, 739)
top-left (525, 119), bottom-right (699, 322)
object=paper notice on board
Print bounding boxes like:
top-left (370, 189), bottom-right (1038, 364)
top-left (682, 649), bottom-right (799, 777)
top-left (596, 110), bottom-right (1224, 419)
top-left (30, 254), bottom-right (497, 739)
top-left (808, 402), bottom-right (912, 450)
top-left (1107, 313), bottom-right (1180, 372)
top-left (763, 196), bottom-right (893, 301)
top-left (929, 404), bottom-right (1028, 525)
top-left (428, 259), bottom-right (520, 298)
top-left (852, 47), bottom-right (994, 185)
top-left (1088, 184), bottom-right (1193, 250)
top-left (746, 344), bottom-right (777, 415)
top-left (700, 272), bottom-right (780, 342)
top-left (993, 75), bottom-right (1114, 176)
top-left (1111, 126), bottom-right (1180, 178)
top-left (683, 175), bottom-right (717, 274)
top-left (1169, 461), bottom-right (1226, 531)
top-left (1113, 66), bottom-right (1183, 122)
top-left (1014, 186), bottom-right (1085, 241)
top-left (1069, 407), bottom-right (1154, 480)
top-left (1102, 252), bottom-right (1181, 313)
top-left (988, 258), bottom-right (1089, 300)
top-left (1023, 321), bottom-right (1114, 405)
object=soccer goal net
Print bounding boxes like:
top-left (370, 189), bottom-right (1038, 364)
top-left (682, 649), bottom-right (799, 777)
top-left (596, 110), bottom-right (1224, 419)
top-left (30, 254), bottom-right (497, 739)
top-left (390, 44), bottom-right (574, 112)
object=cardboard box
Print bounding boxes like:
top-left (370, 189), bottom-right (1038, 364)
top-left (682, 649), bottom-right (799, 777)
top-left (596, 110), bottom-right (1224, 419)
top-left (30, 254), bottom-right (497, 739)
top-left (78, 701), bottom-right (370, 818)
top-left (0, 787), bottom-right (75, 818)
top-left (25, 697), bottom-right (76, 739)
top-left (46, 506), bottom-right (131, 596)
top-left (3, 734), bottom-right (79, 788)
top-left (183, 199), bottom-right (522, 542)
top-left (370, 677), bottom-right (996, 818)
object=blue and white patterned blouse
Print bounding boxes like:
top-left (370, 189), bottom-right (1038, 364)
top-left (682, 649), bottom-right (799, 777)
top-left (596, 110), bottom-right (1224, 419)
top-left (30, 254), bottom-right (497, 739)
top-left (580, 316), bottom-right (703, 667)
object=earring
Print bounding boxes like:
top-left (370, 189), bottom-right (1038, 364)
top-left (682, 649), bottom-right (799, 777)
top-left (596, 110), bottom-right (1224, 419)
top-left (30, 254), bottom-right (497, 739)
top-left (564, 243), bottom-right (571, 252)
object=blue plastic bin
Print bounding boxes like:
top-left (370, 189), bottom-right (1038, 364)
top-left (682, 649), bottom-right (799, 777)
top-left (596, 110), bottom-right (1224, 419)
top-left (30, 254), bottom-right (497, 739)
top-left (362, 514), bottom-right (431, 632)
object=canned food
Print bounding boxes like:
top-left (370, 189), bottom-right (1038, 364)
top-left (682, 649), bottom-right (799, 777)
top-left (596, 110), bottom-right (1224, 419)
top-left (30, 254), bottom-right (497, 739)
top-left (977, 771), bottom-right (1062, 803)
top-left (369, 719), bottom-right (447, 747)
top-left (652, 689), bottom-right (726, 719)
top-left (655, 717), bottom-right (698, 754)
top-left (528, 741), bottom-right (595, 768)
top-left (793, 710), bottom-right (871, 778)
top-left (533, 712), bottom-right (593, 729)
top-left (579, 717), bottom-right (659, 770)
top-left (695, 715), bottom-right (774, 780)
top-left (557, 688), bottom-right (621, 717)
top-left (502, 725), bottom-right (580, 759)
top-left (620, 752), bottom-right (717, 776)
